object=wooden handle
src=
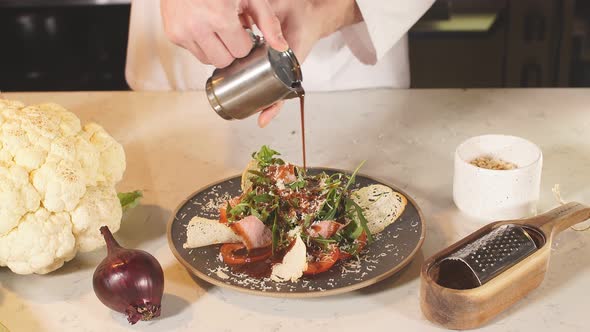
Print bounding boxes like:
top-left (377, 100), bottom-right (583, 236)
top-left (526, 202), bottom-right (590, 235)
top-left (419, 203), bottom-right (590, 330)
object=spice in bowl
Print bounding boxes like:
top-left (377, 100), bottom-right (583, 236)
top-left (454, 135), bottom-right (542, 220)
top-left (470, 156), bottom-right (518, 170)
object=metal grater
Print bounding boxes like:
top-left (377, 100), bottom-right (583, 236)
top-left (439, 224), bottom-right (538, 287)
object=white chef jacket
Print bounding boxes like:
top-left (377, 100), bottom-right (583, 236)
top-left (125, 0), bottom-right (434, 91)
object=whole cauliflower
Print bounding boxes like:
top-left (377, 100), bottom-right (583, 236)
top-left (0, 99), bottom-right (126, 274)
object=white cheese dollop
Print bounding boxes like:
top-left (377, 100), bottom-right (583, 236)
top-left (270, 234), bottom-right (307, 282)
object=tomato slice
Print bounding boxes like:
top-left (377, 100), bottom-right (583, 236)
top-left (219, 206), bottom-right (228, 224)
top-left (268, 164), bottom-right (296, 183)
top-left (220, 244), bottom-right (272, 265)
top-left (277, 164), bottom-right (296, 183)
top-left (339, 231), bottom-right (367, 261)
top-left (303, 245), bottom-right (340, 276)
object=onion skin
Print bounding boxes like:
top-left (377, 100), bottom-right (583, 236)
top-left (93, 226), bottom-right (164, 324)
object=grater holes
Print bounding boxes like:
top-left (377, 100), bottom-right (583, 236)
top-left (448, 225), bottom-right (540, 283)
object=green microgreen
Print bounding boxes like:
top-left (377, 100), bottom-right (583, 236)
top-left (252, 145), bottom-right (284, 168)
top-left (271, 211), bottom-right (279, 254)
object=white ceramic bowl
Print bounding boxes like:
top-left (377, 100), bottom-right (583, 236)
top-left (453, 135), bottom-right (543, 221)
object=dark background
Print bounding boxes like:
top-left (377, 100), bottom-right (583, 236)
top-left (0, 0), bottom-right (589, 91)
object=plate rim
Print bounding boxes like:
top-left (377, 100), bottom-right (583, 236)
top-left (167, 167), bottom-right (426, 298)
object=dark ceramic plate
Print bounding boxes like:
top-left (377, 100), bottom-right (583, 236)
top-left (167, 168), bottom-right (425, 298)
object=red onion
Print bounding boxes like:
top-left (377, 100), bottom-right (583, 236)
top-left (93, 226), bottom-right (164, 324)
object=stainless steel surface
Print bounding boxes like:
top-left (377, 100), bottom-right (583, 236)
top-left (439, 224), bottom-right (538, 287)
top-left (206, 34), bottom-right (304, 120)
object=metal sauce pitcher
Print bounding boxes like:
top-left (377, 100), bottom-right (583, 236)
top-left (205, 33), bottom-right (304, 120)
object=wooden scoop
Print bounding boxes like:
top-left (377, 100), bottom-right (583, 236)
top-left (420, 202), bottom-right (590, 330)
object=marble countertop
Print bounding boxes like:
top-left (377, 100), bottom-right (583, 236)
top-left (0, 89), bottom-right (589, 332)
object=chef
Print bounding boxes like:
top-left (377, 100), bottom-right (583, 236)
top-left (125, 0), bottom-right (435, 127)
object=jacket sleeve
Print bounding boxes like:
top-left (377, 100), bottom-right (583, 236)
top-left (341, 0), bottom-right (435, 64)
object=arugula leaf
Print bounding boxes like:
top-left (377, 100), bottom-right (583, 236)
top-left (271, 211), bottom-right (279, 254)
top-left (324, 160), bottom-right (366, 220)
top-left (252, 145), bottom-right (278, 160)
top-left (342, 161), bottom-right (365, 195)
top-left (303, 214), bottom-right (313, 229)
top-left (250, 208), bottom-right (263, 221)
top-left (247, 170), bottom-right (266, 177)
top-left (311, 236), bottom-right (338, 251)
top-left (252, 193), bottom-right (274, 203)
top-left (288, 179), bottom-right (306, 190)
top-left (312, 237), bottom-right (337, 244)
top-left (252, 145), bottom-right (283, 168)
top-left (118, 191), bottom-right (143, 212)
top-left (340, 242), bottom-right (361, 256)
top-left (347, 198), bottom-right (374, 243)
top-left (248, 170), bottom-right (271, 186)
top-left (224, 201), bottom-right (234, 220)
top-left (228, 202), bottom-right (249, 218)
top-left (343, 219), bottom-right (363, 240)
top-left (311, 237), bottom-right (338, 251)
top-left (290, 197), bottom-right (300, 207)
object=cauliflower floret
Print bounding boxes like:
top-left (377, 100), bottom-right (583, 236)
top-left (0, 99), bottom-right (129, 275)
top-left (0, 121), bottom-right (29, 153)
top-left (18, 103), bottom-right (81, 140)
top-left (0, 99), bottom-right (25, 121)
top-left (0, 103), bottom-right (81, 166)
top-left (0, 99), bottom-right (25, 108)
top-left (0, 142), bottom-right (12, 163)
top-left (32, 159), bottom-right (87, 212)
top-left (14, 145), bottom-right (47, 170)
top-left (71, 185), bottom-right (122, 252)
top-left (0, 164), bottom-right (41, 236)
top-left (0, 120), bottom-right (48, 170)
top-left (37, 103), bottom-right (82, 137)
top-left (0, 208), bottom-right (76, 275)
top-left (48, 136), bottom-right (100, 185)
top-left (83, 123), bottom-right (125, 184)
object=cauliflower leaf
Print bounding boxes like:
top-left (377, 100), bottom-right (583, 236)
top-left (118, 190), bottom-right (143, 212)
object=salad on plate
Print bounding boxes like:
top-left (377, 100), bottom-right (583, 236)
top-left (184, 146), bottom-right (407, 282)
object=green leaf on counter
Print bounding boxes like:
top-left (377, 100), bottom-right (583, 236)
top-left (118, 191), bottom-right (143, 212)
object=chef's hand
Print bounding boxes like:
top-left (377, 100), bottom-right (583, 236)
top-left (161, 0), bottom-right (289, 68)
top-left (161, 0), bottom-right (361, 128)
top-left (256, 0), bottom-right (363, 127)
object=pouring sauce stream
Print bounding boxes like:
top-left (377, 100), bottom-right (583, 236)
top-left (299, 94), bottom-right (306, 170)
